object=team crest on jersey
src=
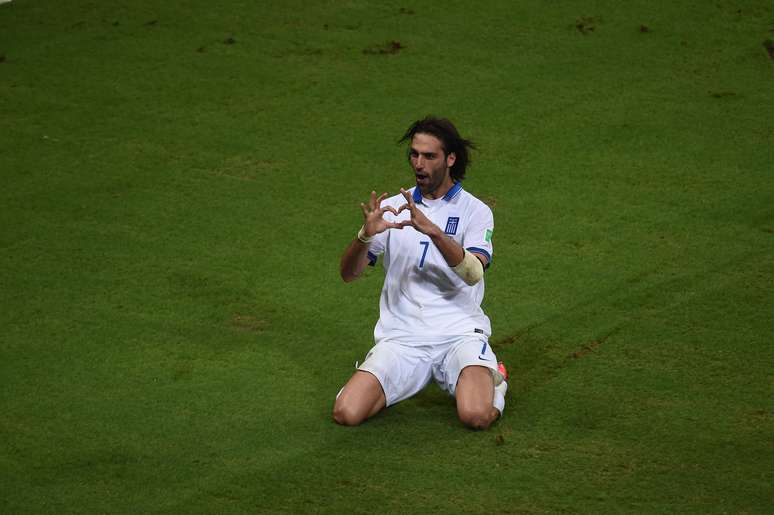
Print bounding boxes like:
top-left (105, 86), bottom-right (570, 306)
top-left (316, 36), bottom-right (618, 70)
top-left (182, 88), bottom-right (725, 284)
top-left (485, 229), bottom-right (493, 242)
top-left (444, 217), bottom-right (460, 235)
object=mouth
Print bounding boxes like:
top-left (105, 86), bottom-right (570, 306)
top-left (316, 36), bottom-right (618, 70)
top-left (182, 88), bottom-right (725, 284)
top-left (415, 172), bottom-right (429, 185)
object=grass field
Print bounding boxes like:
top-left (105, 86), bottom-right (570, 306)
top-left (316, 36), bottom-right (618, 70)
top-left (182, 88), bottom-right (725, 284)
top-left (2, 0), bottom-right (773, 513)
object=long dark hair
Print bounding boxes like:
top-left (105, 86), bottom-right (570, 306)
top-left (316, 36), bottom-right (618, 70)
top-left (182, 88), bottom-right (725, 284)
top-left (398, 116), bottom-right (475, 181)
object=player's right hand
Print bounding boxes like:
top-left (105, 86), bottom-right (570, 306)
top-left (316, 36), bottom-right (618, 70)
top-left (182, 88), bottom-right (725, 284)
top-left (361, 191), bottom-right (404, 237)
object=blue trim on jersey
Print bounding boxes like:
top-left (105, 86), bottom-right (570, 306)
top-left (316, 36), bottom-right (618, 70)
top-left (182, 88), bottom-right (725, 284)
top-left (411, 182), bottom-right (463, 203)
top-left (467, 247), bottom-right (492, 269)
top-left (412, 187), bottom-right (423, 203)
top-left (367, 251), bottom-right (378, 266)
top-left (443, 181), bottom-right (463, 201)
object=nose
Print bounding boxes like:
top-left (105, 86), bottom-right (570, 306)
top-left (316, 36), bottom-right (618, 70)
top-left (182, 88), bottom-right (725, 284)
top-left (414, 155), bottom-right (424, 170)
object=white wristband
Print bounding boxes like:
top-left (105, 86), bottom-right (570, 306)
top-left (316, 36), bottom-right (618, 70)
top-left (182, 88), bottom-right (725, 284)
top-left (357, 226), bottom-right (373, 244)
top-left (452, 250), bottom-right (484, 286)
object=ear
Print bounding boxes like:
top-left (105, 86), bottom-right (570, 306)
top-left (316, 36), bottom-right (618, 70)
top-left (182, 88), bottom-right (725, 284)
top-left (446, 152), bottom-right (456, 169)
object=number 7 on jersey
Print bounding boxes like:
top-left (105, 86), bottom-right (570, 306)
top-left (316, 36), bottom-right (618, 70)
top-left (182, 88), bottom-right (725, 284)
top-left (418, 241), bottom-right (430, 268)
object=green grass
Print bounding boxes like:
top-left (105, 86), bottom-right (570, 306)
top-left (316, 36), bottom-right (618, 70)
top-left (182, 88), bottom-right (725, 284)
top-left (2, 0), bottom-right (773, 513)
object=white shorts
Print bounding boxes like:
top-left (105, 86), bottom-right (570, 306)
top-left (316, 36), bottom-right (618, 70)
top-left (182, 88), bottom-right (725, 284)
top-left (357, 335), bottom-right (502, 407)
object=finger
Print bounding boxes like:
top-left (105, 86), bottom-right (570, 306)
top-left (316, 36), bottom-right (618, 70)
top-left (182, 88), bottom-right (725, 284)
top-left (384, 222), bottom-right (406, 230)
top-left (395, 203), bottom-right (409, 215)
top-left (376, 192), bottom-right (390, 206)
top-left (399, 188), bottom-right (413, 205)
top-left (381, 205), bottom-right (399, 216)
top-left (360, 202), bottom-right (369, 217)
top-left (369, 190), bottom-right (378, 210)
top-left (395, 220), bottom-right (413, 229)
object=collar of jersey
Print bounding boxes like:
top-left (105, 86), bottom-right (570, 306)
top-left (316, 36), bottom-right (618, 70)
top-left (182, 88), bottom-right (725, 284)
top-left (412, 181), bottom-right (463, 204)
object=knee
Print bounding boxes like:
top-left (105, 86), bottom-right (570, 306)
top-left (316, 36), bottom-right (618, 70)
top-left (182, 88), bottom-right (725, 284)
top-left (458, 407), bottom-right (494, 430)
top-left (332, 400), bottom-right (365, 427)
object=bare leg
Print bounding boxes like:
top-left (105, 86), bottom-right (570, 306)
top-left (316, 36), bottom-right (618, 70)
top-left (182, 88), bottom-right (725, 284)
top-left (455, 365), bottom-right (500, 430)
top-left (333, 371), bottom-right (386, 426)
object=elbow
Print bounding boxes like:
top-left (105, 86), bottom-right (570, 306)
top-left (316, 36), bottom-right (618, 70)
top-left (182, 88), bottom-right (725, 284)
top-left (463, 274), bottom-right (482, 287)
top-left (340, 269), bottom-right (358, 283)
top-left (452, 250), bottom-right (485, 286)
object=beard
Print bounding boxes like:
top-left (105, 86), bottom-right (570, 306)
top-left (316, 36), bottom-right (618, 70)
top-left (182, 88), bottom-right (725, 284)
top-left (415, 161), bottom-right (451, 197)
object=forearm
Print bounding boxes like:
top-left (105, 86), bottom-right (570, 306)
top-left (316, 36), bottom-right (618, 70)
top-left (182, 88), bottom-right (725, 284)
top-left (428, 226), bottom-right (465, 267)
top-left (340, 238), bottom-right (371, 282)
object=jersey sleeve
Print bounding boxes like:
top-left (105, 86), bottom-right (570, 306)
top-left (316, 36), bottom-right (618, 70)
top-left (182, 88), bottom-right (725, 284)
top-left (366, 229), bottom-right (387, 266)
top-left (462, 202), bottom-right (494, 269)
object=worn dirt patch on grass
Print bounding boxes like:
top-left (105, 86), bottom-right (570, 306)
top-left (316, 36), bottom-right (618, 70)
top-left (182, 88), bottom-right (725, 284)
top-left (481, 196), bottom-right (498, 209)
top-left (575, 16), bottom-right (598, 34)
top-left (763, 39), bottom-right (774, 60)
top-left (363, 40), bottom-right (405, 55)
top-left (231, 314), bottom-right (267, 332)
top-left (570, 339), bottom-right (602, 359)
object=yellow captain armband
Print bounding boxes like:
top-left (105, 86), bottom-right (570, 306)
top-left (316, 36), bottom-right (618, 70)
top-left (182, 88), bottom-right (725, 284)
top-left (452, 249), bottom-right (484, 286)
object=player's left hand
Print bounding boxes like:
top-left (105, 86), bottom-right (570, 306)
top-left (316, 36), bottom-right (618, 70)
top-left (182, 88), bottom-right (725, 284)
top-left (397, 188), bottom-right (441, 236)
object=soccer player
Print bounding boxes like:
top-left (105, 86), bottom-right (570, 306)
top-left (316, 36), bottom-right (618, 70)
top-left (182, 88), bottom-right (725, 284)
top-left (333, 117), bottom-right (507, 430)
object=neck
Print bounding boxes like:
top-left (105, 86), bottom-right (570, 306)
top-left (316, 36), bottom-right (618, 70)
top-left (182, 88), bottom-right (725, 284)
top-left (423, 176), bottom-right (455, 200)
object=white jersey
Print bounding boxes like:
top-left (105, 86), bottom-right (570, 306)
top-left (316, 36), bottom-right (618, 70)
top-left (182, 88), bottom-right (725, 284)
top-left (367, 183), bottom-right (494, 342)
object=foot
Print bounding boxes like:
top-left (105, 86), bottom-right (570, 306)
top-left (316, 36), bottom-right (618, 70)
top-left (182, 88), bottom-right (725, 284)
top-left (494, 361), bottom-right (508, 387)
top-left (494, 362), bottom-right (508, 416)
